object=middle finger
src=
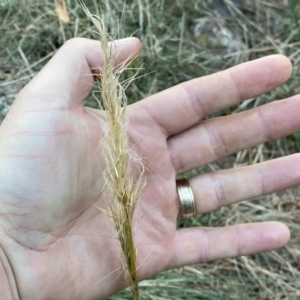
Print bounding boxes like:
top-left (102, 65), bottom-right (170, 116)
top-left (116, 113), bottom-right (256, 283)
top-left (168, 95), bottom-right (300, 173)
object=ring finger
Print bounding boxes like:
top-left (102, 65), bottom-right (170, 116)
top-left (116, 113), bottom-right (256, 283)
top-left (182, 154), bottom-right (300, 215)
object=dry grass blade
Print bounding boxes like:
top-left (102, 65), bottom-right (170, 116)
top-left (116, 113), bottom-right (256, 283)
top-left (80, 1), bottom-right (145, 299)
top-left (56, 0), bottom-right (70, 24)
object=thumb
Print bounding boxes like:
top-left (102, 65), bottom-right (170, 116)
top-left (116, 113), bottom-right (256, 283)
top-left (17, 37), bottom-right (142, 111)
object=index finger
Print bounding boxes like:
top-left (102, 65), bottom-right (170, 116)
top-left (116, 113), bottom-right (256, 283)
top-left (134, 55), bottom-right (292, 136)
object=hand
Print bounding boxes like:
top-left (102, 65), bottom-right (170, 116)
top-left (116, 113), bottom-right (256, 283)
top-left (0, 37), bottom-right (299, 300)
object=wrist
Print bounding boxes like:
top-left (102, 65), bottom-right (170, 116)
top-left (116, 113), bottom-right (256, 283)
top-left (0, 245), bottom-right (20, 300)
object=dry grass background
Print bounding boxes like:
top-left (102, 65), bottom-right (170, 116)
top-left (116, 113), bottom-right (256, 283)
top-left (1, 0), bottom-right (300, 299)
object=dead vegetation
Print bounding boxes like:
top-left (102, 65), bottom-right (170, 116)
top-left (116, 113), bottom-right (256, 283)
top-left (0, 0), bottom-right (300, 299)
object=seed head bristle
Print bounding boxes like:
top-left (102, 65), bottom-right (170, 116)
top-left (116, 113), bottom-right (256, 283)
top-left (80, 2), bottom-right (145, 299)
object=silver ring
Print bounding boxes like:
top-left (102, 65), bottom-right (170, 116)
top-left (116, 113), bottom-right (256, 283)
top-left (176, 179), bottom-right (196, 219)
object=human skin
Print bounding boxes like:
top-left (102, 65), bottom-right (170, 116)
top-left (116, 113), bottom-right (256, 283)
top-left (0, 37), bottom-right (299, 299)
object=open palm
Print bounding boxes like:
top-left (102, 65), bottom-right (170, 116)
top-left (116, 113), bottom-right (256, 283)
top-left (0, 38), bottom-right (299, 300)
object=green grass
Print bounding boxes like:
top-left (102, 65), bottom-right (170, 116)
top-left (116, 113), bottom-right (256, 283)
top-left (1, 0), bottom-right (300, 299)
